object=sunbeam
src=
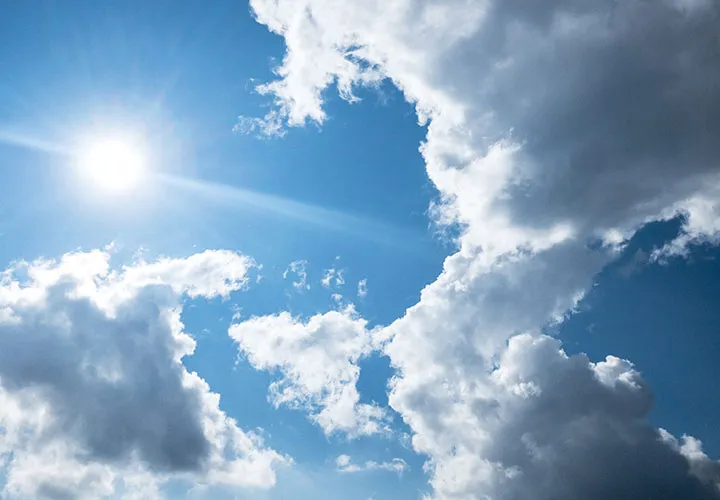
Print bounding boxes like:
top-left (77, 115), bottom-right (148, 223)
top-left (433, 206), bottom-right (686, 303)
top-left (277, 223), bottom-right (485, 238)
top-left (0, 128), bottom-right (69, 156)
top-left (157, 173), bottom-right (430, 251)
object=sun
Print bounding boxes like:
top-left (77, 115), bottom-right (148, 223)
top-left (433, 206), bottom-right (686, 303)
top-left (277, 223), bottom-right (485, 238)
top-left (76, 137), bottom-right (146, 192)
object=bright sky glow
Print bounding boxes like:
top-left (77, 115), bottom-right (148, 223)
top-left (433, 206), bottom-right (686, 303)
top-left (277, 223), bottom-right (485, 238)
top-left (76, 137), bottom-right (146, 192)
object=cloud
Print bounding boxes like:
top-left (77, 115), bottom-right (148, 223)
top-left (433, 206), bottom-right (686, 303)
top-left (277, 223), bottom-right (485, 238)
top-left (357, 279), bottom-right (368, 298)
top-left (120, 249), bottom-right (257, 299)
top-left (0, 249), bottom-right (285, 498)
top-left (234, 111), bottom-right (287, 139)
top-left (652, 185), bottom-right (720, 261)
top-left (283, 260), bottom-right (310, 290)
top-left (321, 267), bottom-right (345, 289)
top-left (248, 0), bottom-right (720, 251)
top-left (245, 0), bottom-right (720, 497)
top-left (335, 455), bottom-right (408, 475)
top-left (395, 332), bottom-right (720, 499)
top-left (230, 307), bottom-right (389, 437)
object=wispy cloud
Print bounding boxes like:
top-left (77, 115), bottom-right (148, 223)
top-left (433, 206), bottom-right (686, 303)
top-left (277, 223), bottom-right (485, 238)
top-left (283, 260), bottom-right (310, 290)
top-left (335, 455), bottom-right (408, 475)
top-left (321, 267), bottom-right (345, 289)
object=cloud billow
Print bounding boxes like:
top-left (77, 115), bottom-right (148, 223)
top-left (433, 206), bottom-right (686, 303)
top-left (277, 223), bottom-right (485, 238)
top-left (242, 0), bottom-right (720, 497)
top-left (0, 250), bottom-right (284, 498)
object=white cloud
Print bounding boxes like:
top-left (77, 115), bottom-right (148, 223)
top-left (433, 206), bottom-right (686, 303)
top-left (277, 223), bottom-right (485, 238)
top-left (234, 111), bottom-right (287, 139)
top-left (247, 0), bottom-right (720, 254)
top-left (321, 267), bottom-right (345, 289)
top-left (245, 0), bottom-right (720, 497)
top-left (335, 454), bottom-right (352, 468)
top-left (357, 279), bottom-right (368, 298)
top-left (652, 185), bottom-right (720, 261)
top-left (335, 455), bottom-right (408, 475)
top-left (230, 307), bottom-right (389, 437)
top-left (0, 249), bottom-right (285, 498)
top-left (120, 249), bottom-right (257, 299)
top-left (401, 332), bottom-right (720, 499)
top-left (283, 260), bottom-right (310, 290)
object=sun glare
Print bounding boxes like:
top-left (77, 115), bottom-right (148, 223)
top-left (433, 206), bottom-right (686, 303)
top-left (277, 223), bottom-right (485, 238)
top-left (76, 137), bottom-right (146, 192)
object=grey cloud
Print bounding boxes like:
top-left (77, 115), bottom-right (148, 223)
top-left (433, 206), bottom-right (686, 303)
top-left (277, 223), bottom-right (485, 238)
top-left (479, 335), bottom-right (720, 500)
top-left (443, 0), bottom-right (720, 233)
top-left (0, 250), bottom-right (284, 499)
top-left (243, 0), bottom-right (720, 497)
top-left (249, 0), bottom-right (720, 245)
top-left (0, 284), bottom-right (208, 472)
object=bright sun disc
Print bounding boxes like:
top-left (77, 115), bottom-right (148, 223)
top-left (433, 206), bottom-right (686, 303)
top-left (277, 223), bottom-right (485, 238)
top-left (77, 138), bottom-right (145, 191)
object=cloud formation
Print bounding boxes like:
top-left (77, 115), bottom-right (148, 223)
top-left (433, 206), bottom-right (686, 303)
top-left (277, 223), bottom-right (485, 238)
top-left (230, 307), bottom-right (388, 437)
top-left (248, 0), bottom-right (720, 251)
top-left (245, 0), bottom-right (720, 497)
top-left (0, 250), bottom-right (284, 498)
top-left (652, 184), bottom-right (720, 261)
top-left (393, 332), bottom-right (720, 499)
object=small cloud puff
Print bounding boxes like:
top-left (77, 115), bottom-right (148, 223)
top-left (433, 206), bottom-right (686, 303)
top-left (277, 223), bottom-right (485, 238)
top-left (322, 267), bottom-right (345, 289)
top-left (283, 260), bottom-right (310, 290)
top-left (357, 279), bottom-right (368, 298)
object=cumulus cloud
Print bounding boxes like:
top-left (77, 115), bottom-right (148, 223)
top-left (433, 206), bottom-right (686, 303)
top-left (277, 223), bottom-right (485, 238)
top-left (335, 454), bottom-right (408, 475)
top-left (248, 0), bottom-right (720, 251)
top-left (230, 307), bottom-right (388, 437)
top-left (245, 0), bottom-right (720, 497)
top-left (283, 260), bottom-right (310, 290)
top-left (398, 333), bottom-right (720, 499)
top-left (0, 249), bottom-right (284, 498)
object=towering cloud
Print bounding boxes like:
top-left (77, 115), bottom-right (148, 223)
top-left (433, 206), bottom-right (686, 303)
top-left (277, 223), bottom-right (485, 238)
top-left (242, 0), bottom-right (720, 497)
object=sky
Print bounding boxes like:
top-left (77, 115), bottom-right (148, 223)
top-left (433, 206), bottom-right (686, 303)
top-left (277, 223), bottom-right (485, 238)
top-left (0, 1), bottom-right (719, 499)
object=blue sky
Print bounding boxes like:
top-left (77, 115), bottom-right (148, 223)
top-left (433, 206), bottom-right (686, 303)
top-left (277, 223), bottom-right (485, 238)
top-left (1, 1), bottom-right (719, 499)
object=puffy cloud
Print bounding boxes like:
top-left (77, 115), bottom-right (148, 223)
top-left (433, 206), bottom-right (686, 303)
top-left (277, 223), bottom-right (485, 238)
top-left (283, 260), bottom-right (310, 290)
top-left (119, 250), bottom-right (257, 299)
top-left (652, 184), bottom-right (720, 261)
top-left (661, 430), bottom-right (720, 487)
top-left (230, 307), bottom-right (388, 437)
top-left (335, 455), bottom-right (408, 475)
top-left (0, 249), bottom-right (284, 498)
top-left (247, 0), bottom-right (720, 251)
top-left (399, 333), bottom-right (720, 499)
top-left (245, 0), bottom-right (720, 497)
